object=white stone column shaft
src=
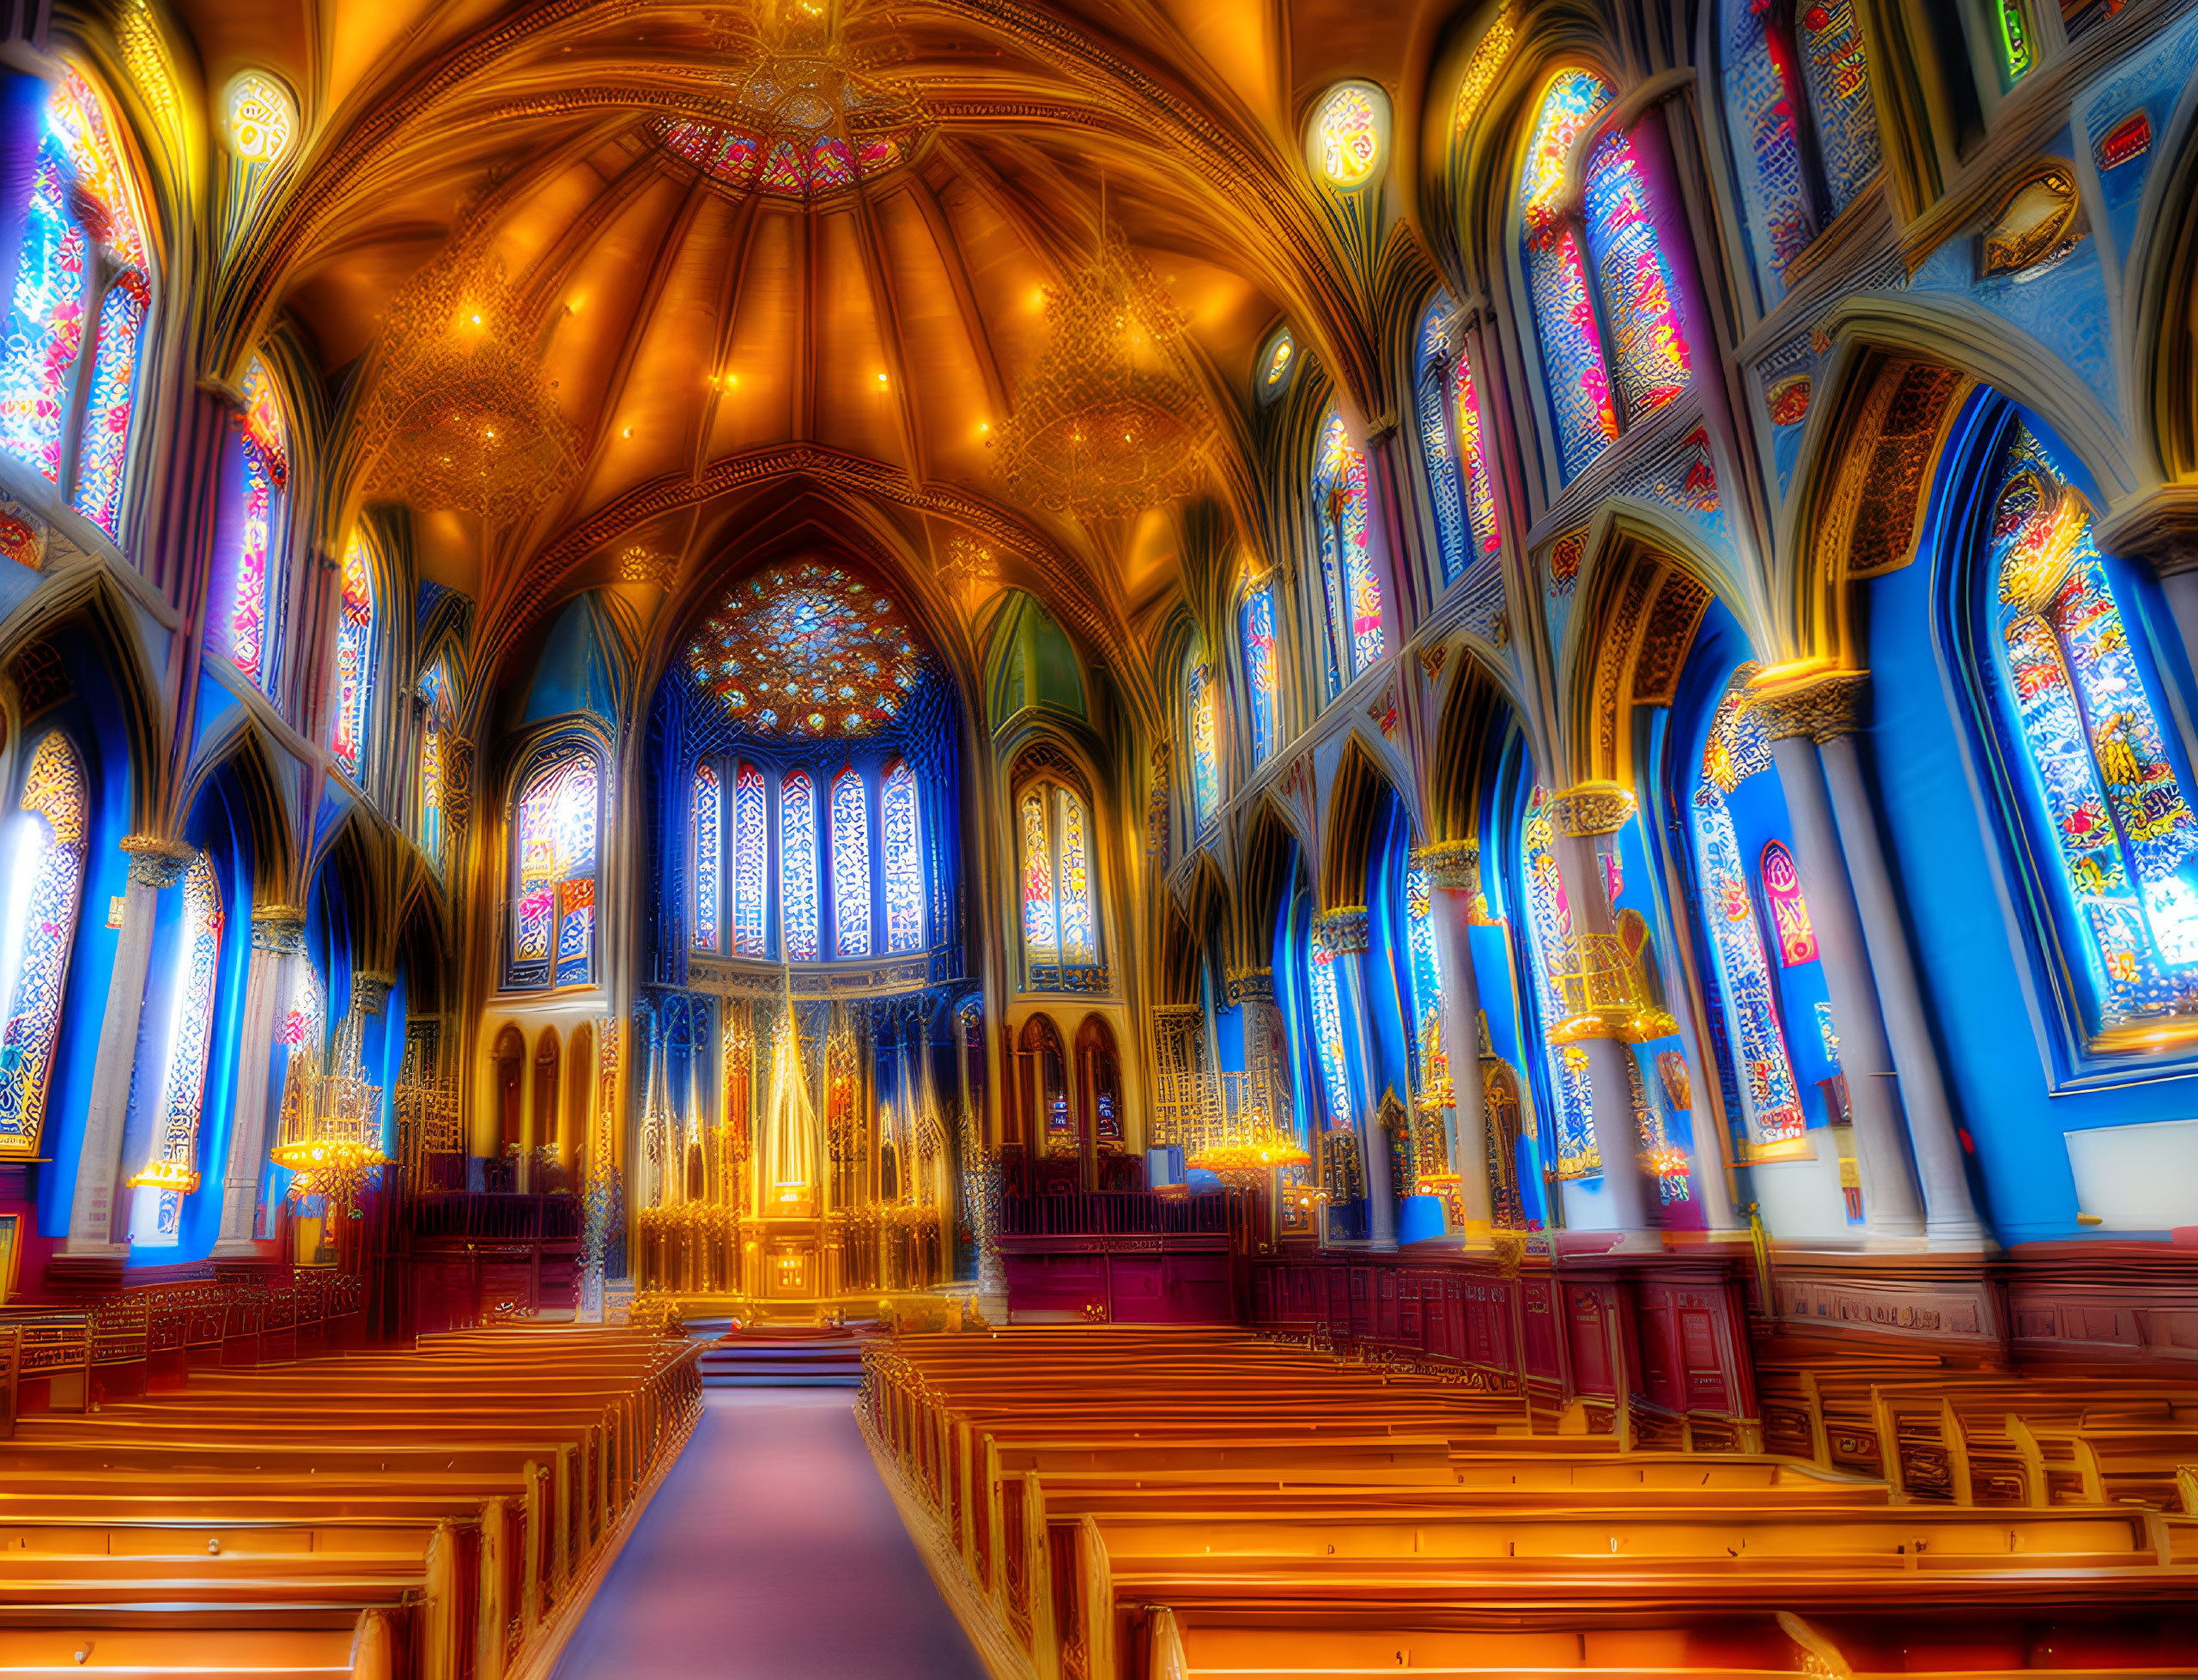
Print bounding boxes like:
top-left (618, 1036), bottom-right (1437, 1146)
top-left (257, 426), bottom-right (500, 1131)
top-left (1414, 842), bottom-right (1494, 1229)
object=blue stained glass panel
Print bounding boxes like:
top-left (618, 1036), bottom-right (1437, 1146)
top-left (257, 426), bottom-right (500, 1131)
top-left (131, 851), bottom-right (222, 1246)
top-left (1188, 666), bottom-right (1220, 832)
top-left (1405, 864), bottom-right (1443, 1063)
top-left (0, 136), bottom-right (87, 483)
top-left (1307, 926), bottom-right (1354, 1129)
top-left (1518, 70), bottom-right (1618, 480)
top-left (882, 761), bottom-right (924, 955)
top-left (70, 268), bottom-right (146, 536)
top-left (780, 770), bottom-right (820, 961)
top-left (692, 761), bottom-right (721, 953)
top-left (514, 749), bottom-right (598, 982)
top-left (0, 731), bottom-right (85, 1157)
top-left (1722, 0), bottom-right (1816, 292)
top-left (830, 768), bottom-right (871, 958)
top-left (1242, 585), bottom-right (1278, 764)
top-left (733, 761), bottom-right (768, 956)
top-left (1313, 410), bottom-right (1383, 684)
top-left (1582, 129), bottom-right (1691, 424)
top-left (1522, 791), bottom-right (1600, 1177)
top-left (1796, 0), bottom-right (1881, 213)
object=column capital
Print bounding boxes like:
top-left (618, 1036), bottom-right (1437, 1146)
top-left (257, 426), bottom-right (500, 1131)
top-left (352, 971), bottom-right (396, 1012)
top-left (119, 835), bottom-right (194, 889)
top-left (2095, 484), bottom-right (2198, 578)
top-left (250, 905), bottom-right (307, 954)
top-left (1411, 838), bottom-right (1480, 893)
top-left (1311, 907), bottom-right (1371, 955)
top-left (1223, 966), bottom-right (1272, 1004)
top-left (1749, 667), bottom-right (1870, 743)
top-left (1547, 782), bottom-right (1634, 837)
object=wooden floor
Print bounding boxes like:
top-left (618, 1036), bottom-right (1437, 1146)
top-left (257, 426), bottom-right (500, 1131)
top-left (0, 1325), bottom-right (701, 1678)
top-left (864, 1326), bottom-right (2198, 1680)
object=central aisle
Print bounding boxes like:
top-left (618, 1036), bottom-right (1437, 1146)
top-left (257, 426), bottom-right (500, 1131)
top-left (552, 1388), bottom-right (990, 1679)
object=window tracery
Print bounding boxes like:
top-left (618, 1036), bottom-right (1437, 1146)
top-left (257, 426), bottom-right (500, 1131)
top-left (1306, 923), bottom-right (1354, 1129)
top-left (0, 70), bottom-right (153, 538)
top-left (1312, 409), bottom-right (1383, 692)
top-left (0, 731), bottom-right (86, 1159)
top-left (692, 761), bottom-right (722, 954)
top-left (1521, 789), bottom-right (1600, 1177)
top-left (1187, 664), bottom-right (1220, 834)
top-left (881, 760), bottom-right (924, 955)
top-left (1404, 862), bottom-right (1444, 1087)
top-left (417, 660), bottom-right (454, 880)
top-left (732, 761), bottom-right (768, 957)
top-left (1414, 302), bottom-right (1503, 586)
top-left (215, 359), bottom-right (288, 689)
top-left (830, 767), bottom-right (871, 959)
top-left (780, 769), bottom-right (820, 961)
top-left (332, 536), bottom-right (377, 778)
top-left (1986, 425), bottom-right (2198, 1038)
top-left (1242, 582), bottom-right (1278, 765)
top-left (512, 744), bottom-right (600, 988)
top-left (1019, 778), bottom-right (1100, 988)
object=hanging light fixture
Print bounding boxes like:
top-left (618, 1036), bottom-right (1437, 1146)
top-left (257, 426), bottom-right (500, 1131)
top-left (270, 1008), bottom-right (389, 1223)
top-left (991, 225), bottom-right (1212, 523)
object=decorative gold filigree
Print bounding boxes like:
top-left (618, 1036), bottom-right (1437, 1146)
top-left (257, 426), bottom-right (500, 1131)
top-left (1749, 669), bottom-right (1870, 743)
top-left (1545, 782), bottom-right (1634, 837)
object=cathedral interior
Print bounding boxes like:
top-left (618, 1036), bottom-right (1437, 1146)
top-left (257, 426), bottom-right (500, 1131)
top-left (0, 0), bottom-right (2195, 1674)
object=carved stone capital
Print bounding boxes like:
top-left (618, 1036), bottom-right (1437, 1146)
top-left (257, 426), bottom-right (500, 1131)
top-left (1412, 839), bottom-right (1480, 894)
top-left (251, 905), bottom-right (307, 954)
top-left (1546, 782), bottom-right (1634, 837)
top-left (1223, 966), bottom-right (1272, 1004)
top-left (352, 971), bottom-right (396, 1013)
top-left (1312, 907), bottom-right (1371, 956)
top-left (119, 835), bottom-right (194, 889)
top-left (2096, 484), bottom-right (2198, 579)
top-left (1749, 670), bottom-right (1870, 743)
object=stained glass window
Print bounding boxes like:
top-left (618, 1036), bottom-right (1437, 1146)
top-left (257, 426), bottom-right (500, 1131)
top-left (1518, 70), bottom-right (1619, 478)
top-left (1692, 682), bottom-right (1807, 1149)
top-left (417, 660), bottom-right (453, 880)
top-left (1415, 301), bottom-right (1504, 586)
top-left (0, 731), bottom-right (85, 1158)
top-left (1307, 925), bottom-right (1354, 1128)
top-left (1242, 584), bottom-right (1278, 764)
top-left (1988, 424), bottom-right (2198, 1033)
top-left (215, 358), bottom-right (289, 688)
top-left (332, 536), bottom-right (375, 778)
top-left (1582, 130), bottom-right (1690, 425)
top-left (683, 561), bottom-right (929, 741)
top-left (1187, 665), bottom-right (1220, 833)
top-left (1759, 840), bottom-right (1818, 965)
top-left (881, 761), bottom-right (924, 955)
top-left (1795, 0), bottom-right (1880, 214)
top-left (1019, 779), bottom-right (1100, 981)
top-left (732, 761), bottom-right (768, 957)
top-left (1404, 863), bottom-right (1444, 1081)
top-left (128, 851), bottom-right (222, 1246)
top-left (0, 72), bottom-right (151, 535)
top-left (1996, 0), bottom-right (2034, 82)
top-left (513, 745), bottom-right (600, 987)
top-left (830, 767), bottom-right (871, 959)
top-left (780, 770), bottom-right (820, 961)
top-left (1312, 409), bottom-right (1383, 691)
top-left (1522, 789), bottom-right (1600, 1177)
top-left (692, 761), bottom-right (722, 954)
top-left (1313, 85), bottom-right (1381, 188)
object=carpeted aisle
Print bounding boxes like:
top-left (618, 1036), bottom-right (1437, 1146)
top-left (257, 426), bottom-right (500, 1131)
top-left (551, 1388), bottom-right (990, 1679)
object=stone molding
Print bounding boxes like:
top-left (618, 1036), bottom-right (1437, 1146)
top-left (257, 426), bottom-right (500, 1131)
top-left (119, 834), bottom-right (194, 889)
top-left (352, 971), bottom-right (397, 1012)
top-left (1412, 839), bottom-right (1479, 893)
top-left (1223, 966), bottom-right (1272, 1004)
top-left (250, 905), bottom-right (307, 955)
top-left (1311, 907), bottom-right (1370, 955)
top-left (1750, 670), bottom-right (1869, 743)
top-left (2096, 484), bottom-right (2198, 578)
top-left (1546, 782), bottom-right (1633, 837)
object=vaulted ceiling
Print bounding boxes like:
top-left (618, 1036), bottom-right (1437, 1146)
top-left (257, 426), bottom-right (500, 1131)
top-left (173, 0), bottom-right (1456, 695)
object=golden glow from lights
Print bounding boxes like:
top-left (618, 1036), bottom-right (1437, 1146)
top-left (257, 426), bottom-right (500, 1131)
top-left (222, 70), bottom-right (295, 166)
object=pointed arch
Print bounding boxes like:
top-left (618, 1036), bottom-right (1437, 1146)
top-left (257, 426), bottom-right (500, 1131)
top-left (1321, 735), bottom-right (1407, 912)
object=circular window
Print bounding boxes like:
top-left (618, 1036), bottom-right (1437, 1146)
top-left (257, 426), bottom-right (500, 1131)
top-left (1312, 86), bottom-right (1381, 188)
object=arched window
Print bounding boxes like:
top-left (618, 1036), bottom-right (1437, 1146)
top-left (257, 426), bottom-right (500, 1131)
top-left (331, 535), bottom-right (377, 779)
top-left (881, 760), bottom-right (924, 955)
top-left (1242, 581), bottom-right (1278, 765)
top-left (830, 767), bottom-right (871, 959)
top-left (732, 761), bottom-right (768, 957)
top-left (1691, 682), bottom-right (1808, 1149)
top-left (212, 359), bottom-right (288, 689)
top-left (1312, 409), bottom-right (1384, 692)
top-left (780, 769), bottom-right (819, 961)
top-left (0, 70), bottom-right (153, 537)
top-left (1521, 789), bottom-right (1600, 1177)
top-left (1404, 861), bottom-right (1444, 1072)
top-left (1721, 0), bottom-right (1883, 300)
top-left (1516, 69), bottom-right (1693, 480)
top-left (691, 761), bottom-right (722, 954)
top-left (417, 659), bottom-right (453, 880)
top-left (1760, 840), bottom-right (1818, 965)
top-left (0, 731), bottom-right (86, 1158)
top-left (511, 744), bottom-right (600, 988)
top-left (128, 851), bottom-right (222, 1246)
top-left (1187, 664), bottom-right (1220, 833)
top-left (1414, 302), bottom-right (1503, 586)
top-left (1982, 424), bottom-right (2198, 1040)
top-left (1019, 778), bottom-right (1100, 987)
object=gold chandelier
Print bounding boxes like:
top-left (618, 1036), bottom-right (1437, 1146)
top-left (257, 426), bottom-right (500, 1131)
top-left (362, 253), bottom-right (580, 526)
top-left (991, 228), bottom-right (1211, 522)
top-left (270, 1014), bottom-right (389, 1216)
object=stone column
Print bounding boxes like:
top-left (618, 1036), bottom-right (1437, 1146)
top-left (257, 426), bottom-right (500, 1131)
top-left (211, 906), bottom-right (306, 1255)
top-left (1751, 675), bottom-right (1925, 1239)
top-left (353, 971), bottom-right (396, 1174)
top-left (1313, 907), bottom-right (1395, 1251)
top-left (1412, 840), bottom-right (1494, 1231)
top-left (67, 838), bottom-right (192, 1253)
top-left (1545, 785), bottom-right (1655, 1235)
